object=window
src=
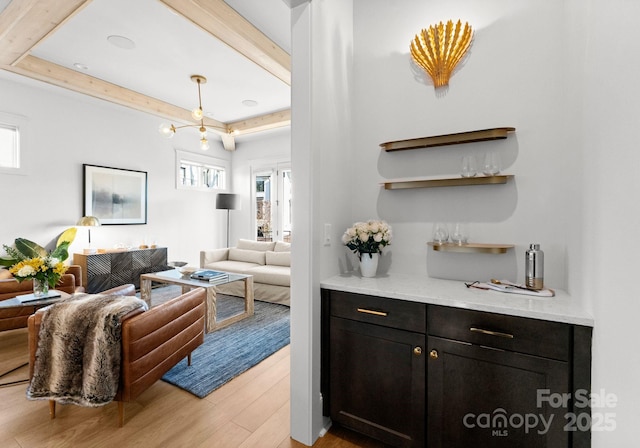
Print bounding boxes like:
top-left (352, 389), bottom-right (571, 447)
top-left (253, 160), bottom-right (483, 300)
top-left (0, 112), bottom-right (28, 175)
top-left (179, 161), bottom-right (225, 189)
top-left (202, 165), bottom-right (223, 188)
top-left (175, 149), bottom-right (228, 191)
top-left (0, 124), bottom-right (19, 168)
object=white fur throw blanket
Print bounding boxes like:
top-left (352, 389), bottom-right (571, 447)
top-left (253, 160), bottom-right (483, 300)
top-left (27, 293), bottom-right (148, 407)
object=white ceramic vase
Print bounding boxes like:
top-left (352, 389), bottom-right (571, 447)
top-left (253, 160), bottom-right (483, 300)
top-left (359, 252), bottom-right (379, 278)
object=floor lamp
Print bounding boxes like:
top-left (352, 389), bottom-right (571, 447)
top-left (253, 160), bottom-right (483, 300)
top-left (216, 193), bottom-right (240, 247)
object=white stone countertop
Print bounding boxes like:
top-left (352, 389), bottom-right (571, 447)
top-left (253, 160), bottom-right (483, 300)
top-left (320, 272), bottom-right (594, 327)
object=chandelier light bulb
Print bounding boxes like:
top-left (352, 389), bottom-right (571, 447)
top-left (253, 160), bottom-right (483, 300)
top-left (200, 137), bottom-right (210, 150)
top-left (159, 123), bottom-right (175, 138)
top-left (192, 107), bottom-right (203, 120)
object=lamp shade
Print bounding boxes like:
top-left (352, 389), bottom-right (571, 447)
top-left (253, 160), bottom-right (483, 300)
top-left (76, 216), bottom-right (101, 227)
top-left (216, 193), bottom-right (240, 210)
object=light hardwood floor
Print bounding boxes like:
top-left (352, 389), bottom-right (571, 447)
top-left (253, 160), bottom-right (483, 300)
top-left (0, 328), bottom-right (383, 448)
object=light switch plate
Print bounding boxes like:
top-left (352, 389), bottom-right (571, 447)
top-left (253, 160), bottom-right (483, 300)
top-left (323, 223), bottom-right (331, 246)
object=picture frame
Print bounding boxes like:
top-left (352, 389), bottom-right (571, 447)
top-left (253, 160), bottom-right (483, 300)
top-left (83, 164), bottom-right (148, 225)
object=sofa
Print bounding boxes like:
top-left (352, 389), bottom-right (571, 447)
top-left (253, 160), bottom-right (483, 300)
top-left (200, 239), bottom-right (290, 306)
top-left (0, 265), bottom-right (85, 331)
top-left (29, 283), bottom-right (206, 427)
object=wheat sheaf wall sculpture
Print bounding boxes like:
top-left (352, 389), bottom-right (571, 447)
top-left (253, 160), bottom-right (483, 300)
top-left (410, 20), bottom-right (474, 88)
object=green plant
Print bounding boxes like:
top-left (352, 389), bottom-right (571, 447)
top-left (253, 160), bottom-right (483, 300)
top-left (1, 228), bottom-right (77, 287)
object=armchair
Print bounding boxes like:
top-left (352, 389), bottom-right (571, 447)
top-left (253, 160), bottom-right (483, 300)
top-left (0, 265), bottom-right (85, 331)
top-left (28, 284), bottom-right (206, 426)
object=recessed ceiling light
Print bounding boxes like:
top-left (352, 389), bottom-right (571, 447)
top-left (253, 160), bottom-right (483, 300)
top-left (73, 63), bottom-right (89, 70)
top-left (242, 99), bottom-right (258, 107)
top-left (107, 35), bottom-right (136, 50)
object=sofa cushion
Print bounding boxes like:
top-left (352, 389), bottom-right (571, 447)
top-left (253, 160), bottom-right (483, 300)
top-left (236, 239), bottom-right (276, 252)
top-left (0, 269), bottom-right (12, 280)
top-left (228, 248), bottom-right (266, 265)
top-left (247, 265), bottom-right (290, 287)
top-left (203, 260), bottom-right (261, 275)
top-left (266, 250), bottom-right (290, 267)
top-left (274, 241), bottom-right (291, 252)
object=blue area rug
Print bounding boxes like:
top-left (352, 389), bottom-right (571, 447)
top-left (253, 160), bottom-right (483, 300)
top-left (161, 294), bottom-right (290, 398)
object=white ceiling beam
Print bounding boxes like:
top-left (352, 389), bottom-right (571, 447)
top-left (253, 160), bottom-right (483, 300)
top-left (228, 109), bottom-right (292, 135)
top-left (8, 55), bottom-right (228, 131)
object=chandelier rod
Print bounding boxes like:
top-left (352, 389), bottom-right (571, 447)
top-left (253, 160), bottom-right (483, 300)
top-left (196, 77), bottom-right (203, 114)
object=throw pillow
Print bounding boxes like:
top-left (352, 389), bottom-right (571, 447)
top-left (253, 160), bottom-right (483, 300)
top-left (274, 241), bottom-right (291, 252)
top-left (228, 248), bottom-right (266, 265)
top-left (0, 269), bottom-right (13, 280)
top-left (236, 239), bottom-right (276, 251)
top-left (266, 251), bottom-right (290, 267)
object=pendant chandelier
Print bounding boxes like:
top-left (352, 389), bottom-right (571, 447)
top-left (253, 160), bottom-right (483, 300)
top-left (159, 75), bottom-right (218, 150)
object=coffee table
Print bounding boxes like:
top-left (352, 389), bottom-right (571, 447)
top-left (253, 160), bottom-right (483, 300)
top-left (139, 269), bottom-right (254, 333)
top-left (0, 290), bottom-right (72, 332)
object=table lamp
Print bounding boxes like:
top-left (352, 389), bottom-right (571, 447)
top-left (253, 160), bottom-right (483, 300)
top-left (216, 193), bottom-right (240, 247)
top-left (76, 216), bottom-right (101, 254)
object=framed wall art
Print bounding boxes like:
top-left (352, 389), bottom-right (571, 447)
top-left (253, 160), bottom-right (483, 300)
top-left (83, 164), bottom-right (148, 225)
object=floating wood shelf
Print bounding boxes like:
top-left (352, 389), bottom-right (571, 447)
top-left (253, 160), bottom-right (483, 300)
top-left (380, 127), bottom-right (516, 152)
top-left (382, 174), bottom-right (513, 190)
top-left (427, 242), bottom-right (515, 254)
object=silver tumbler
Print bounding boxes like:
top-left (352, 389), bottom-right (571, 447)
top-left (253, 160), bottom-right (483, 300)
top-left (525, 243), bottom-right (544, 290)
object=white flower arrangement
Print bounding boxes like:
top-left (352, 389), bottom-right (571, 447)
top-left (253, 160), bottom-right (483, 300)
top-left (342, 219), bottom-right (392, 259)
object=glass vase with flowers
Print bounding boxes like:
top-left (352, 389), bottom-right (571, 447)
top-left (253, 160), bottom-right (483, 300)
top-left (1, 228), bottom-right (77, 297)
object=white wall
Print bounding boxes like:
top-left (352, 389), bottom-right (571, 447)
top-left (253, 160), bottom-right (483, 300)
top-left (352, 0), bottom-right (578, 289)
top-left (289, 0), bottom-right (354, 444)
top-left (580, 0), bottom-right (640, 445)
top-left (0, 73), bottom-right (233, 267)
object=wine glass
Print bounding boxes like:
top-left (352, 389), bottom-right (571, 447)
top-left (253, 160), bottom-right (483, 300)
top-left (432, 222), bottom-right (449, 245)
top-left (482, 151), bottom-right (501, 176)
top-left (461, 155), bottom-right (477, 178)
top-left (450, 223), bottom-right (468, 245)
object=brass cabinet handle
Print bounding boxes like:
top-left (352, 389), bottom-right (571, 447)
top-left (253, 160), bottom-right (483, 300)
top-left (429, 349), bottom-right (438, 359)
top-left (470, 327), bottom-right (514, 339)
top-left (356, 308), bottom-right (388, 317)
top-left (413, 347), bottom-right (422, 356)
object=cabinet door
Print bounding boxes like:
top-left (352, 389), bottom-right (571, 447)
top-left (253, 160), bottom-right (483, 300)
top-left (111, 252), bottom-right (133, 288)
top-left (330, 316), bottom-right (425, 447)
top-left (84, 253), bottom-right (111, 293)
top-left (428, 336), bottom-right (569, 448)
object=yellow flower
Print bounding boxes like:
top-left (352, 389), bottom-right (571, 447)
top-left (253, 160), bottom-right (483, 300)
top-left (53, 262), bottom-right (67, 276)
